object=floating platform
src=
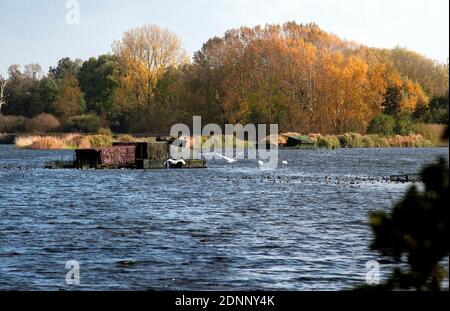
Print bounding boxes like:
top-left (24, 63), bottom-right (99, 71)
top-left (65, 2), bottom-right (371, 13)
top-left (45, 141), bottom-right (207, 170)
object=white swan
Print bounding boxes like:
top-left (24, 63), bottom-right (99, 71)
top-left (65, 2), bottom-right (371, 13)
top-left (215, 152), bottom-right (244, 164)
top-left (165, 159), bottom-right (186, 166)
top-left (282, 160), bottom-right (288, 165)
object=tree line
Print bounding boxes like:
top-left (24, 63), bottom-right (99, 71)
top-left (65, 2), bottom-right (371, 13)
top-left (0, 22), bottom-right (448, 134)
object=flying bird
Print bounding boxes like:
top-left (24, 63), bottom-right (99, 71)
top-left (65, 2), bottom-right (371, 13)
top-left (215, 152), bottom-right (244, 164)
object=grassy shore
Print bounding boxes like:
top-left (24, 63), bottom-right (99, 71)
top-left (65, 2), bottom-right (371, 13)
top-left (10, 132), bottom-right (448, 150)
top-left (279, 124), bottom-right (448, 149)
top-left (7, 123), bottom-right (447, 150)
top-left (306, 133), bottom-right (446, 149)
top-left (13, 134), bottom-right (153, 150)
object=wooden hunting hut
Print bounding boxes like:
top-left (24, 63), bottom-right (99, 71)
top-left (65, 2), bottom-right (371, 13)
top-left (113, 142), bottom-right (169, 161)
top-left (74, 146), bottom-right (136, 168)
top-left (285, 135), bottom-right (316, 149)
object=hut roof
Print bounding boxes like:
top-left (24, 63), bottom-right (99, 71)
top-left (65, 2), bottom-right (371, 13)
top-left (287, 135), bottom-right (314, 144)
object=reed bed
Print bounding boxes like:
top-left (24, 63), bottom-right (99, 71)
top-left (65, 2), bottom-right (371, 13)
top-left (15, 134), bottom-right (112, 150)
top-left (14, 130), bottom-right (447, 150)
top-left (303, 133), bottom-right (445, 149)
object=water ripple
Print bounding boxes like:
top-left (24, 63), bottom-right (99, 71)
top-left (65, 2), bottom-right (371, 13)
top-left (0, 146), bottom-right (448, 290)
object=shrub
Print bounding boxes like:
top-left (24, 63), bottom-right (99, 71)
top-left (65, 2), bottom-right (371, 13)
top-left (349, 133), bottom-right (364, 148)
top-left (0, 115), bottom-right (26, 133)
top-left (316, 135), bottom-right (340, 149)
top-left (367, 134), bottom-right (389, 148)
top-left (361, 136), bottom-right (374, 148)
top-left (338, 134), bottom-right (352, 148)
top-left (97, 127), bottom-right (112, 137)
top-left (395, 115), bottom-right (415, 136)
top-left (90, 134), bottom-right (112, 147)
top-left (29, 137), bottom-right (65, 150)
top-left (369, 158), bottom-right (449, 290)
top-left (367, 113), bottom-right (395, 136)
top-left (337, 133), bottom-right (365, 148)
top-left (65, 115), bottom-right (104, 133)
top-left (430, 107), bottom-right (449, 124)
top-left (412, 124), bottom-right (448, 147)
top-left (67, 135), bottom-right (91, 149)
top-left (25, 113), bottom-right (61, 133)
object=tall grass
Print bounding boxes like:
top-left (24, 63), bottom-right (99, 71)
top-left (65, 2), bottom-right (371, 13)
top-left (15, 134), bottom-right (112, 150)
top-left (200, 135), bottom-right (253, 151)
top-left (15, 135), bottom-right (45, 148)
top-left (311, 134), bottom-right (340, 149)
top-left (413, 124), bottom-right (448, 147)
top-left (14, 130), bottom-right (447, 150)
top-left (282, 132), bottom-right (446, 149)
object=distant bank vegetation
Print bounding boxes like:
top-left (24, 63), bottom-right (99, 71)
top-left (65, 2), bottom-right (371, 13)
top-left (8, 123), bottom-right (447, 150)
top-left (1, 22), bottom-right (448, 139)
top-left (281, 123), bottom-right (447, 149)
top-left (13, 131), bottom-right (147, 150)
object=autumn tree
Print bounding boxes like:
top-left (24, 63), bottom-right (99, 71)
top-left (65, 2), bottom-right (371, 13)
top-left (388, 47), bottom-right (448, 97)
top-left (150, 66), bottom-right (192, 131)
top-left (112, 24), bottom-right (188, 131)
top-left (1, 22), bottom-right (447, 134)
top-left (189, 37), bottom-right (229, 125)
top-left (186, 22), bottom-right (400, 134)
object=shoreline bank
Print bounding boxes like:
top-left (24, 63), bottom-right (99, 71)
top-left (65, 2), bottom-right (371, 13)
top-left (2, 132), bottom-right (448, 150)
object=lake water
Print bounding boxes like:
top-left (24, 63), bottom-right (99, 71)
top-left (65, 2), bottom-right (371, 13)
top-left (0, 145), bottom-right (448, 290)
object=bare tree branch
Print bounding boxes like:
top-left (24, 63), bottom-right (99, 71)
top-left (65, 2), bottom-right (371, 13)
top-left (0, 76), bottom-right (7, 113)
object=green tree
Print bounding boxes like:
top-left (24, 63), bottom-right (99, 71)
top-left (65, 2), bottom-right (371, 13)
top-left (51, 74), bottom-right (85, 121)
top-left (367, 113), bottom-right (396, 136)
top-left (49, 57), bottom-right (82, 80)
top-left (427, 92), bottom-right (449, 124)
top-left (2, 64), bottom-right (45, 117)
top-left (65, 114), bottom-right (104, 133)
top-left (395, 113), bottom-right (415, 135)
top-left (36, 77), bottom-right (59, 114)
top-left (382, 86), bottom-right (402, 116)
top-left (369, 128), bottom-right (449, 290)
top-left (77, 55), bottom-right (120, 116)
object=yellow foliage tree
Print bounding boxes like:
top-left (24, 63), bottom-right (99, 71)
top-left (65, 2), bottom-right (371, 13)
top-left (112, 24), bottom-right (188, 130)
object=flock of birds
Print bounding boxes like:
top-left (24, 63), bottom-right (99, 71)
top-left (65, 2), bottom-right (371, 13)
top-left (219, 174), bottom-right (392, 187)
top-left (172, 152), bottom-right (394, 188)
top-left (165, 152), bottom-right (289, 167)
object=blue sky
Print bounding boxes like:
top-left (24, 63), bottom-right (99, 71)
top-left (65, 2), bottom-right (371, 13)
top-left (0, 0), bottom-right (448, 76)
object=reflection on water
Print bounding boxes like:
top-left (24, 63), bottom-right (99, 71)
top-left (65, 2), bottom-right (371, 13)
top-left (0, 145), bottom-right (448, 290)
